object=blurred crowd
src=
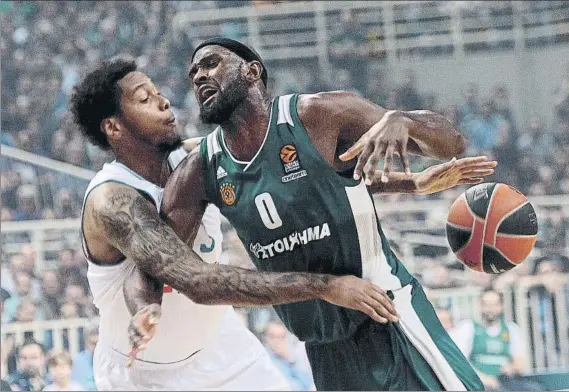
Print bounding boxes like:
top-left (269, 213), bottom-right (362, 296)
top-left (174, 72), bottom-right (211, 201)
top-left (1, 1), bottom-right (568, 391)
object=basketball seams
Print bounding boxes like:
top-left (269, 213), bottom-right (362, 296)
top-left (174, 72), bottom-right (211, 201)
top-left (453, 194), bottom-right (485, 270)
top-left (480, 184), bottom-right (500, 271)
top-left (447, 193), bottom-right (478, 228)
top-left (495, 232), bottom-right (537, 239)
top-left (446, 220), bottom-right (477, 231)
top-left (447, 183), bottom-right (537, 273)
top-left (448, 194), bottom-right (477, 255)
top-left (489, 245), bottom-right (518, 269)
top-left (492, 200), bottom-right (530, 245)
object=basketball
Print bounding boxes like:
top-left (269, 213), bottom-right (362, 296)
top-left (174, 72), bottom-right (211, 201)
top-left (446, 183), bottom-right (538, 274)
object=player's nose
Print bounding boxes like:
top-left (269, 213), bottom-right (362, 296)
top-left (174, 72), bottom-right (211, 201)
top-left (193, 69), bottom-right (209, 86)
top-left (159, 95), bottom-right (170, 111)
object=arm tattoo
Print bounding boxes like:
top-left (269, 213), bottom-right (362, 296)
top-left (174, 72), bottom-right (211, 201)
top-left (123, 267), bottom-right (163, 316)
top-left (92, 188), bottom-right (332, 306)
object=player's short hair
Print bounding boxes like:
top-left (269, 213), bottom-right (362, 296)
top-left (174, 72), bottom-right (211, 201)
top-left (47, 351), bottom-right (73, 368)
top-left (69, 58), bottom-right (137, 150)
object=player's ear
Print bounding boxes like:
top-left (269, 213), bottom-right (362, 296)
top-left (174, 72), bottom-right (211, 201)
top-left (246, 61), bottom-right (263, 83)
top-left (101, 117), bottom-right (122, 143)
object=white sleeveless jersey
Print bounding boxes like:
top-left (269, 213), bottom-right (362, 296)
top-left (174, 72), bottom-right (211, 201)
top-left (82, 150), bottom-right (229, 364)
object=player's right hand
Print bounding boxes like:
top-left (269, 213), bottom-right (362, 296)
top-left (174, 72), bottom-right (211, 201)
top-left (322, 276), bottom-right (399, 323)
top-left (127, 303), bottom-right (161, 367)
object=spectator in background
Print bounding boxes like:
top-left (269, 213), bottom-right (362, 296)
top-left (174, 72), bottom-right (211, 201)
top-left (53, 189), bottom-right (80, 219)
top-left (451, 289), bottom-right (541, 391)
top-left (43, 301), bottom-right (85, 353)
top-left (526, 255), bottom-right (569, 369)
top-left (56, 249), bottom-right (87, 291)
top-left (459, 83), bottom-right (480, 120)
top-left (553, 63), bottom-right (569, 123)
top-left (12, 298), bottom-right (41, 324)
top-left (1, 379), bottom-right (13, 391)
top-left (1, 288), bottom-right (11, 324)
top-left (435, 307), bottom-right (454, 331)
top-left (38, 271), bottom-right (61, 320)
top-left (1, 254), bottom-right (41, 300)
top-left (5, 339), bottom-right (47, 392)
top-left (395, 70), bottom-right (424, 110)
top-left (3, 272), bottom-right (39, 322)
top-left (516, 116), bottom-right (553, 162)
top-left (460, 98), bottom-right (506, 152)
top-left (71, 326), bottom-right (97, 391)
top-left (263, 321), bottom-right (315, 391)
top-left (492, 85), bottom-right (516, 130)
top-left (12, 185), bottom-right (41, 221)
top-left (329, 68), bottom-right (362, 96)
top-left (491, 120), bottom-right (518, 186)
top-left (62, 284), bottom-right (88, 318)
top-left (42, 352), bottom-right (84, 391)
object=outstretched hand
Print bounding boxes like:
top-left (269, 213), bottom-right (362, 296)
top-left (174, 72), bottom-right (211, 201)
top-left (414, 156), bottom-right (497, 195)
top-left (339, 111), bottom-right (412, 185)
top-left (127, 303), bottom-right (161, 368)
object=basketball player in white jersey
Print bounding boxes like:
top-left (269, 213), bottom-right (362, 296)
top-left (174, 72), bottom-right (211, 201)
top-left (71, 58), bottom-right (401, 390)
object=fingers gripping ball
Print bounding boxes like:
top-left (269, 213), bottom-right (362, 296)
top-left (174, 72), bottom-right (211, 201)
top-left (446, 183), bottom-right (538, 274)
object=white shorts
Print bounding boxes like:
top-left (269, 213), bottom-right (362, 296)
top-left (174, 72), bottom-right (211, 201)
top-left (93, 310), bottom-right (290, 391)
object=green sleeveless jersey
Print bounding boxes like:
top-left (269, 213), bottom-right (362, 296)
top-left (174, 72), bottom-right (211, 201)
top-left (199, 94), bottom-right (413, 343)
top-left (469, 320), bottom-right (512, 377)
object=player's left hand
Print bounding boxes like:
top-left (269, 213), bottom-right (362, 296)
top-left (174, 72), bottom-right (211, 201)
top-left (182, 137), bottom-right (205, 152)
top-left (127, 303), bottom-right (161, 368)
top-left (414, 156), bottom-right (497, 195)
top-left (339, 110), bottom-right (412, 185)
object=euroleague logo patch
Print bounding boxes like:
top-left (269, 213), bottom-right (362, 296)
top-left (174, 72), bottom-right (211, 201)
top-left (279, 144), bottom-right (306, 182)
top-left (220, 182), bottom-right (236, 206)
top-left (280, 145), bottom-right (297, 164)
top-left (280, 144), bottom-right (300, 173)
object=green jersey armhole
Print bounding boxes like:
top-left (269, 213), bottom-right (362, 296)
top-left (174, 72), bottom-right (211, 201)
top-left (199, 137), bottom-right (219, 206)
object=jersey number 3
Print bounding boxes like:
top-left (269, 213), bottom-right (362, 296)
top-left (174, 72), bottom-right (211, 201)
top-left (255, 193), bottom-right (282, 229)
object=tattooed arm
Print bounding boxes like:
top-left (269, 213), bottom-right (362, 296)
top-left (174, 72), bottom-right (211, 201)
top-left (123, 267), bottom-right (163, 316)
top-left (85, 180), bottom-right (395, 319)
top-left (86, 182), bottom-right (327, 306)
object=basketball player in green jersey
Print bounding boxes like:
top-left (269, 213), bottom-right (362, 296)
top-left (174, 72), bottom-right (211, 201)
top-left (144, 38), bottom-right (493, 390)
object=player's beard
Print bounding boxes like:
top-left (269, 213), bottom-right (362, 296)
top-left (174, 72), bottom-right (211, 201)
top-left (199, 70), bottom-right (248, 125)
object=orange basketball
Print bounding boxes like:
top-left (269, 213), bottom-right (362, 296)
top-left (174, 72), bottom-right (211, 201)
top-left (280, 145), bottom-right (297, 163)
top-left (446, 183), bottom-right (538, 274)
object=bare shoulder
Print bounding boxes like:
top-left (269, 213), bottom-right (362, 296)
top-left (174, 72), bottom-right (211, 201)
top-left (83, 182), bottom-right (151, 263)
top-left (297, 91), bottom-right (358, 121)
top-left (162, 148), bottom-right (208, 244)
top-left (162, 147), bottom-right (207, 213)
top-left (86, 182), bottom-right (157, 238)
top-left (86, 181), bottom-right (142, 217)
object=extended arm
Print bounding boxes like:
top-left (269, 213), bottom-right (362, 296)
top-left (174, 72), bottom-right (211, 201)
top-left (87, 152), bottom-right (395, 321)
top-left (88, 182), bottom-right (333, 307)
top-left (299, 91), bottom-right (465, 161)
top-left (298, 91), bottom-right (467, 183)
top-left (123, 267), bottom-right (163, 316)
top-left (369, 156), bottom-right (496, 194)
